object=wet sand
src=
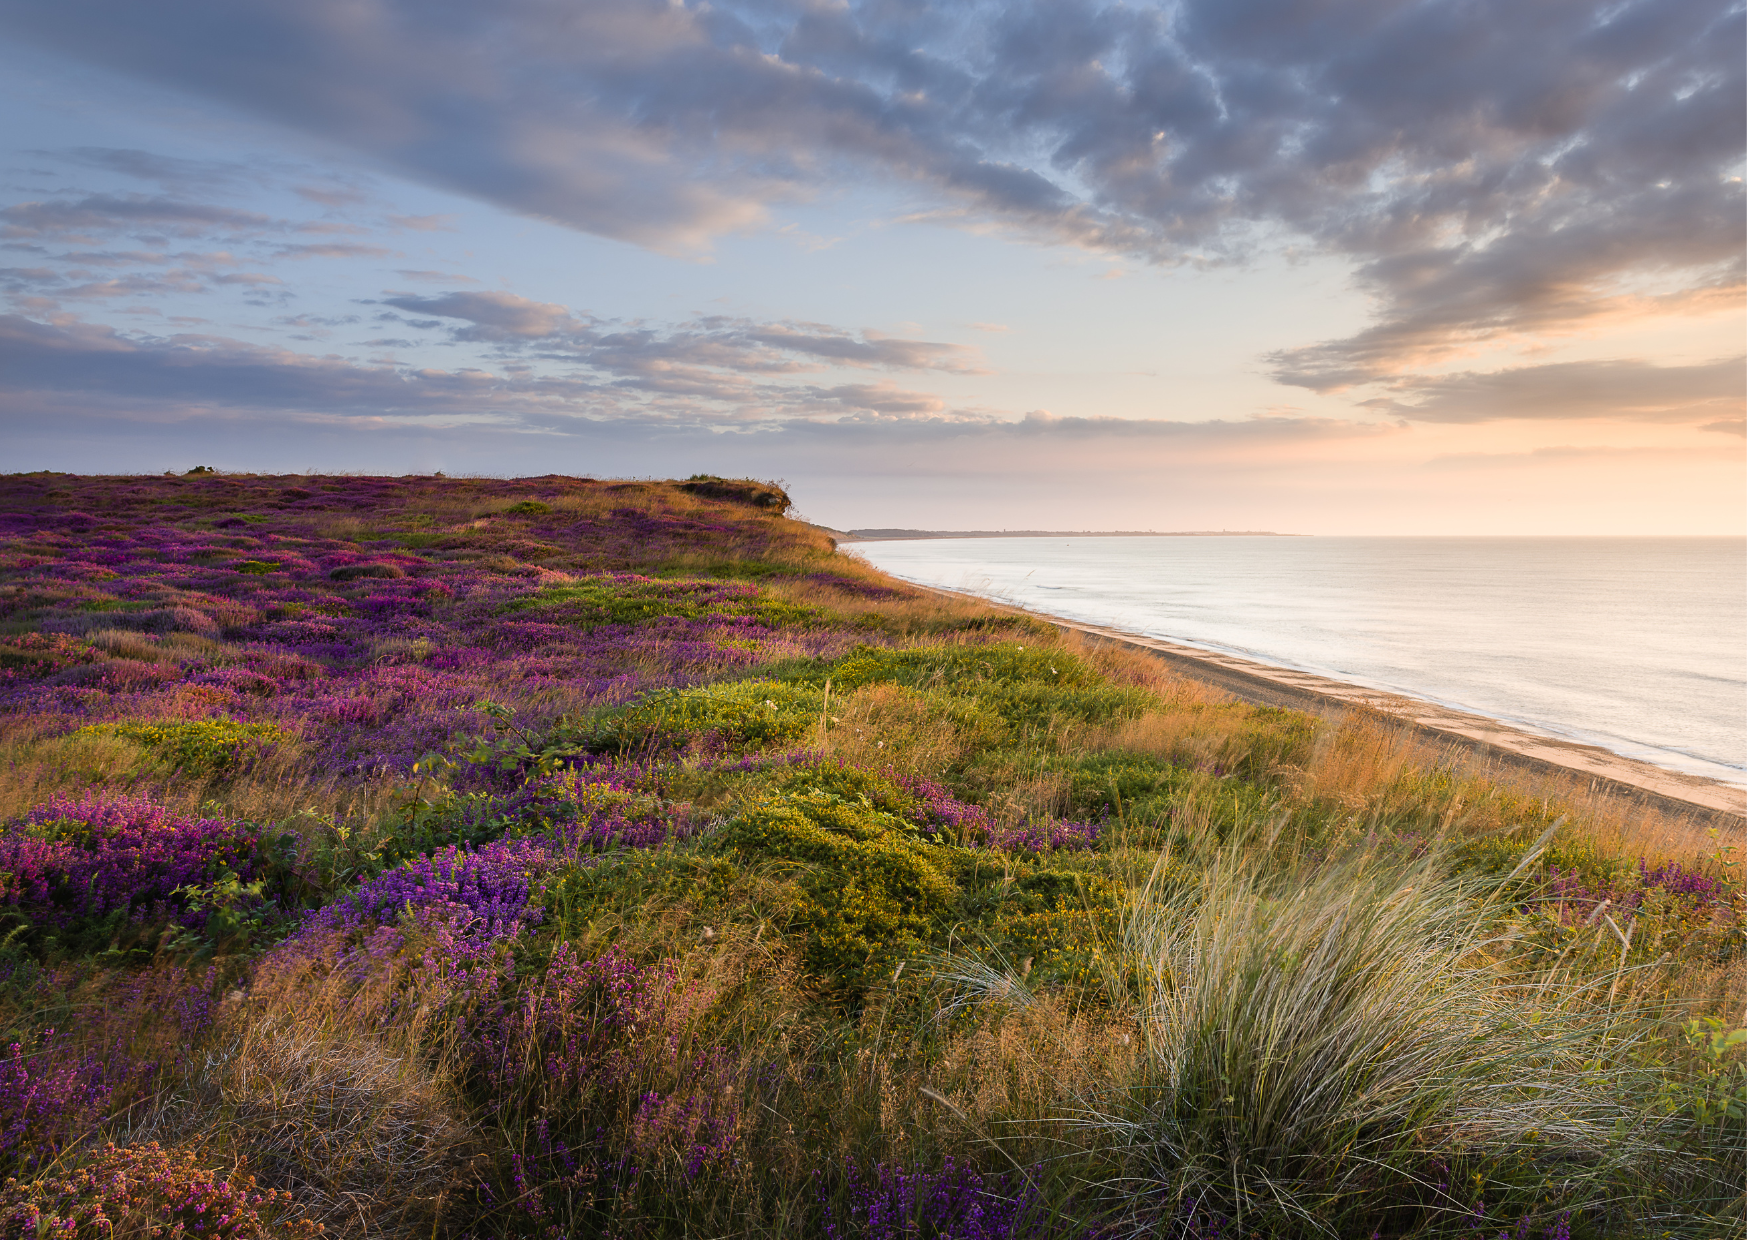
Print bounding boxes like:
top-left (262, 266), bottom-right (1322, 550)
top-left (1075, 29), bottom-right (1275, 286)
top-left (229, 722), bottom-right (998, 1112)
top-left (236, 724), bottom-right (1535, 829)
top-left (906, 582), bottom-right (1747, 826)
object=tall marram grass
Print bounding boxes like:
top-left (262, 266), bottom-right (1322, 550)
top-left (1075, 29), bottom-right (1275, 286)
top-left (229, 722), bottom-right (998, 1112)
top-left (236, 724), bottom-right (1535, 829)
top-left (944, 827), bottom-right (1672, 1236)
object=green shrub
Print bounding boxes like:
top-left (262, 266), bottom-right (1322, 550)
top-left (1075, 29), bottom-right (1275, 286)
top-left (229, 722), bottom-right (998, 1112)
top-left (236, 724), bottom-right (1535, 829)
top-left (75, 719), bottom-right (288, 776)
top-left (233, 560), bottom-right (279, 575)
top-left (974, 681), bottom-right (1153, 729)
top-left (677, 475), bottom-right (791, 512)
top-left (751, 761), bottom-right (922, 818)
top-left (710, 792), bottom-right (964, 995)
top-left (1045, 752), bottom-right (1282, 840)
top-left (987, 864), bottom-right (1125, 993)
top-left (821, 642), bottom-right (1097, 692)
top-left (593, 681), bottom-right (824, 755)
top-left (504, 499), bottom-right (552, 515)
top-left (546, 850), bottom-right (755, 939)
top-left (504, 575), bottom-right (823, 630)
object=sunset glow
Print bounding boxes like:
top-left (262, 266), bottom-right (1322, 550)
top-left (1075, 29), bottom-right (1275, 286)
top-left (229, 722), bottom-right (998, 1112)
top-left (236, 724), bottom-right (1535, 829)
top-left (2, 0), bottom-right (1741, 532)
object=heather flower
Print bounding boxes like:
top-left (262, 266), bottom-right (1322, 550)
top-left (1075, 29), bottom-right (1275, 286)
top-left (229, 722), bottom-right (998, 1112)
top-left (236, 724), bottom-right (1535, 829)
top-left (821, 1157), bottom-right (1048, 1240)
top-left (1, 797), bottom-right (260, 931)
top-left (0, 1030), bottom-right (127, 1171)
top-left (0, 1141), bottom-right (321, 1238)
top-left (298, 838), bottom-right (554, 944)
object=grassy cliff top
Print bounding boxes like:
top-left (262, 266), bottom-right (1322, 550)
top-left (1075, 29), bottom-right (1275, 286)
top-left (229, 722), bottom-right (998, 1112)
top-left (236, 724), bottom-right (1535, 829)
top-left (0, 472), bottom-right (1739, 1239)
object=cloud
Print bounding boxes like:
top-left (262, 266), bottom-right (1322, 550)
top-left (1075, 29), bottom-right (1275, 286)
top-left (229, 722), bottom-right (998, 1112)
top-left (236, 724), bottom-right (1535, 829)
top-left (377, 291), bottom-right (987, 396)
top-left (269, 242), bottom-right (394, 259)
top-left (394, 268), bottom-right (477, 283)
top-left (812, 382), bottom-right (948, 417)
top-left (746, 324), bottom-right (984, 373)
top-left (1361, 357), bottom-right (1744, 424)
top-left (48, 146), bottom-right (247, 190)
top-left (380, 290), bottom-right (582, 340)
top-left (0, 311), bottom-right (1368, 450)
top-left (1421, 443), bottom-right (1741, 470)
top-left (1, 0), bottom-right (1734, 360)
top-left (385, 214), bottom-right (456, 232)
top-left (0, 313), bottom-right (604, 423)
top-left (0, 193), bottom-right (275, 239)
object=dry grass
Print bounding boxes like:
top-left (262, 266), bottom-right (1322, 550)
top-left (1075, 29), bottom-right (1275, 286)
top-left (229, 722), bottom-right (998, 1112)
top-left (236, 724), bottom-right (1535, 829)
top-left (1084, 705), bottom-right (1293, 776)
top-left (1295, 712), bottom-right (1741, 864)
top-left (0, 716), bottom-right (405, 834)
top-left (821, 682), bottom-right (988, 777)
top-left (924, 987), bottom-right (1138, 1136)
top-left (193, 950), bottom-right (477, 1238)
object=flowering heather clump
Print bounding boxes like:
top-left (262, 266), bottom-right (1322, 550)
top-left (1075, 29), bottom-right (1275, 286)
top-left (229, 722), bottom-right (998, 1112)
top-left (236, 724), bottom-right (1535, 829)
top-left (464, 944), bottom-right (664, 1116)
top-left (0, 1029), bottom-right (132, 1172)
top-left (892, 774), bottom-right (1095, 852)
top-left (505, 768), bottom-right (701, 853)
top-left (821, 1158), bottom-right (1047, 1240)
top-left (0, 632), bottom-right (98, 683)
top-left (1, 797), bottom-right (260, 931)
top-left (459, 944), bottom-right (743, 1186)
top-left (895, 773), bottom-right (996, 841)
top-left (986, 818), bottom-right (1101, 854)
top-left (1546, 857), bottom-right (1729, 923)
top-left (0, 1142), bottom-right (321, 1239)
top-left (298, 839), bottom-right (554, 944)
top-left (1637, 857), bottom-right (1722, 902)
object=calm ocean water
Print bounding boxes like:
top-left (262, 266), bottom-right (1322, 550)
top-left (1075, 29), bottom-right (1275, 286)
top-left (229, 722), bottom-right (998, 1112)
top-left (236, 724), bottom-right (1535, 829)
top-left (850, 536), bottom-right (1747, 787)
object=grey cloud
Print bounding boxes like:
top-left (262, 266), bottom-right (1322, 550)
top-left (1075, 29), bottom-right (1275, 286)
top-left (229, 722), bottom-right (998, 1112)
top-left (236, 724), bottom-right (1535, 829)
top-left (293, 184), bottom-right (370, 206)
top-left (394, 269), bottom-right (478, 283)
top-left (270, 242), bottom-right (394, 259)
top-left (1361, 357), bottom-right (1744, 424)
top-left (385, 214), bottom-right (456, 232)
top-left (380, 290), bottom-right (583, 340)
top-left (3, 0), bottom-right (1735, 363)
top-left (50, 147), bottom-right (247, 190)
top-left (0, 313), bottom-right (602, 420)
top-left (747, 324), bottom-right (984, 373)
top-left (0, 313), bottom-right (1381, 459)
top-left (0, 193), bottom-right (275, 238)
top-left (381, 291), bottom-right (986, 391)
top-left (812, 383), bottom-right (947, 416)
top-left (1700, 418), bottom-right (1746, 436)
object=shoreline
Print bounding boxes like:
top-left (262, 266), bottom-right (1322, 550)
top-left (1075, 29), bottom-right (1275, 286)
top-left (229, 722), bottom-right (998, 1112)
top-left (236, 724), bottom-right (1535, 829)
top-left (902, 581), bottom-right (1747, 826)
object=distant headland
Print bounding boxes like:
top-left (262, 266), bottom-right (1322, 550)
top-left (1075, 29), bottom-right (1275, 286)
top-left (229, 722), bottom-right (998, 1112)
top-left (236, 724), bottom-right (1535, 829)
top-left (836, 528), bottom-right (1303, 541)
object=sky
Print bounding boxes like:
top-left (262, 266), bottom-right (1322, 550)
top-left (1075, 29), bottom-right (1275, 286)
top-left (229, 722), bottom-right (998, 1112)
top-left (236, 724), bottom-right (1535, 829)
top-left (0, 0), bottom-right (1742, 534)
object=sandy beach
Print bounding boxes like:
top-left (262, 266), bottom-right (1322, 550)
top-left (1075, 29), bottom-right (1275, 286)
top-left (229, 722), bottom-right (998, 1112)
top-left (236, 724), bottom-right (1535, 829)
top-left (898, 580), bottom-right (1747, 826)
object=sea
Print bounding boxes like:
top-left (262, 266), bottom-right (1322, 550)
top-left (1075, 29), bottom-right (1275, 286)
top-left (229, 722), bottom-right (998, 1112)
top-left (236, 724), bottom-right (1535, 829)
top-left (849, 536), bottom-right (1747, 788)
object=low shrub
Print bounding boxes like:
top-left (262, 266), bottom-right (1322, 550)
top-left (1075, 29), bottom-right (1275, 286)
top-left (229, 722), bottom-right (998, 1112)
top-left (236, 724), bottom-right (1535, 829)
top-left (0, 1141), bottom-right (321, 1239)
top-left (0, 796), bottom-right (262, 943)
top-left (594, 680), bottom-right (825, 756)
top-left (75, 719), bottom-right (288, 777)
top-left (822, 643), bottom-right (1097, 693)
top-left (0, 633), bottom-right (98, 684)
top-left (503, 572), bottom-right (823, 630)
top-left (710, 792), bottom-right (964, 995)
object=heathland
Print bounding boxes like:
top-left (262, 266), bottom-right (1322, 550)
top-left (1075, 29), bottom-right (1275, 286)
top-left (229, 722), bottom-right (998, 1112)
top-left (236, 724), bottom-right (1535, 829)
top-left (0, 471), bottom-right (1740, 1240)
